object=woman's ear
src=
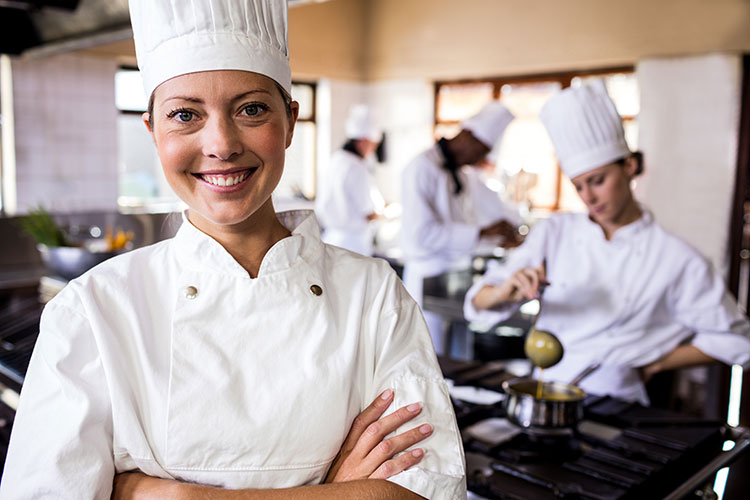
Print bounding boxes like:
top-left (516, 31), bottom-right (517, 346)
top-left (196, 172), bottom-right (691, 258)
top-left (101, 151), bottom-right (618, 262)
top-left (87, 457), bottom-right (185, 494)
top-left (623, 155), bottom-right (639, 179)
top-left (285, 101), bottom-right (300, 148)
top-left (142, 112), bottom-right (153, 134)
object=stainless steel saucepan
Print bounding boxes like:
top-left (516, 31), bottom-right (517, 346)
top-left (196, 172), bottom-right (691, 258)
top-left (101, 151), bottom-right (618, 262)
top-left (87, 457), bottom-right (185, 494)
top-left (501, 363), bottom-right (600, 429)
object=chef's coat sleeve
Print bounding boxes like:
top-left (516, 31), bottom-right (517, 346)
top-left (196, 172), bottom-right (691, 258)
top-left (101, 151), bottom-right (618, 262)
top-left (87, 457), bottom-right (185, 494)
top-left (463, 218), bottom-right (549, 326)
top-left (670, 253), bottom-right (750, 369)
top-left (401, 159), bottom-right (479, 258)
top-left (369, 276), bottom-right (466, 500)
top-left (0, 300), bottom-right (114, 499)
top-left (344, 162), bottom-right (376, 218)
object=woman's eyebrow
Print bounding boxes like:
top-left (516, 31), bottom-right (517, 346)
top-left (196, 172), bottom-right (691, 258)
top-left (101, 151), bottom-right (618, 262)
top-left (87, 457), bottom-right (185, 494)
top-left (163, 96), bottom-right (203, 104)
top-left (232, 89), bottom-right (272, 101)
top-left (162, 89), bottom-right (271, 105)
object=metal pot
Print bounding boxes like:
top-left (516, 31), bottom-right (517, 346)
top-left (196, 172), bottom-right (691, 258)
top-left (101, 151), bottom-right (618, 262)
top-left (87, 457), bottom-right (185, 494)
top-left (501, 377), bottom-right (586, 429)
top-left (37, 244), bottom-right (121, 280)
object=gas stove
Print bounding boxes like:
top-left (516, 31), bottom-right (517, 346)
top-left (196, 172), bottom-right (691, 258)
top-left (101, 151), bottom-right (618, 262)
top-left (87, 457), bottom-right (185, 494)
top-left (439, 356), bottom-right (750, 500)
top-left (0, 285), bottom-right (43, 394)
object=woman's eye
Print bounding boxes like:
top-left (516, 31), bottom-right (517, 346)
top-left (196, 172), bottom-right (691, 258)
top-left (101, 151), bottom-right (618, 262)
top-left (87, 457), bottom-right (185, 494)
top-left (176, 111), bottom-right (193, 122)
top-left (167, 109), bottom-right (195, 122)
top-left (242, 104), bottom-right (266, 117)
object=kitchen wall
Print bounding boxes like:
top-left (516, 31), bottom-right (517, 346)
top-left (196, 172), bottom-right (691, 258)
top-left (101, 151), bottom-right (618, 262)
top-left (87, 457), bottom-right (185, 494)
top-left (289, 0), bottom-right (367, 81)
top-left (289, 0), bottom-right (750, 81)
top-left (10, 52), bottom-right (119, 213)
top-left (637, 53), bottom-right (743, 275)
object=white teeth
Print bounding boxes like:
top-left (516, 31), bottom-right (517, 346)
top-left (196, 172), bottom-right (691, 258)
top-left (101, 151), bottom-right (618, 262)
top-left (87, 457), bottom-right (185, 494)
top-left (203, 171), bottom-right (250, 187)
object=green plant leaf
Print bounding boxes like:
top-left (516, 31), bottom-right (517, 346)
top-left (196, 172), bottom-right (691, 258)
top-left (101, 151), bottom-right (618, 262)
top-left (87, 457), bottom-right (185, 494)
top-left (17, 206), bottom-right (69, 247)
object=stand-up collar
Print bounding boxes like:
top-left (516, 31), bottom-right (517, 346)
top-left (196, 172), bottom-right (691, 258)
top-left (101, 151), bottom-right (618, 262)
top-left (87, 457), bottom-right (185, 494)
top-left (585, 206), bottom-right (654, 243)
top-left (173, 210), bottom-right (324, 278)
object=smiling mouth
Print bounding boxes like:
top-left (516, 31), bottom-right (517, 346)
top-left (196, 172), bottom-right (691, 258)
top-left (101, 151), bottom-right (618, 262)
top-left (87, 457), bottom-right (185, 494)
top-left (194, 168), bottom-right (256, 187)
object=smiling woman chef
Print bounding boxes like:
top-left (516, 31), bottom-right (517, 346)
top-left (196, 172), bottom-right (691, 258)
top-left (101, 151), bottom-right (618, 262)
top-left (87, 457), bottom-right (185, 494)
top-left (465, 80), bottom-right (750, 405)
top-left (0, 1), bottom-right (465, 499)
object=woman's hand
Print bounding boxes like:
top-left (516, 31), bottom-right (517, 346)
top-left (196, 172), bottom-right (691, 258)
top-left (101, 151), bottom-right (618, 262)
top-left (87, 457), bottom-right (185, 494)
top-left (502, 264), bottom-right (547, 302)
top-left (472, 263), bottom-right (546, 311)
top-left (324, 389), bottom-right (432, 483)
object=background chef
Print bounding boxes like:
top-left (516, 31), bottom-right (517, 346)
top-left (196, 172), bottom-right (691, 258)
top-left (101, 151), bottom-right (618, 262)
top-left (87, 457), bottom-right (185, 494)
top-left (464, 80), bottom-right (750, 404)
top-left (401, 101), bottom-right (522, 354)
top-left (0, 0), bottom-right (466, 498)
top-left (316, 104), bottom-right (385, 256)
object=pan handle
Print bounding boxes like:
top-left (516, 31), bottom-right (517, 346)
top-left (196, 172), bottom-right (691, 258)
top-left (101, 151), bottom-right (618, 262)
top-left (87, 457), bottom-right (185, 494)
top-left (570, 363), bottom-right (601, 386)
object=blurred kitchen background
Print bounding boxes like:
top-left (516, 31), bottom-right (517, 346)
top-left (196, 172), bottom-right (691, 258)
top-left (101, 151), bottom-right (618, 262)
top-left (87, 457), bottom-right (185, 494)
top-left (0, 0), bottom-right (749, 482)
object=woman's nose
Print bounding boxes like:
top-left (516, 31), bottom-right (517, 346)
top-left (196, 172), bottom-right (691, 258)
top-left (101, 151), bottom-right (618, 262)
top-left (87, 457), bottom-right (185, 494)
top-left (202, 117), bottom-right (243, 161)
top-left (580, 185), bottom-right (596, 205)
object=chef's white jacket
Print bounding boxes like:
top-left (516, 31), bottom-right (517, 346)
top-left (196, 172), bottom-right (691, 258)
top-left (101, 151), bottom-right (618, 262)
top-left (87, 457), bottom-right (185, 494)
top-left (1, 211), bottom-right (466, 499)
top-left (316, 149), bottom-right (382, 256)
top-left (464, 210), bottom-right (750, 404)
top-left (400, 145), bottom-right (518, 350)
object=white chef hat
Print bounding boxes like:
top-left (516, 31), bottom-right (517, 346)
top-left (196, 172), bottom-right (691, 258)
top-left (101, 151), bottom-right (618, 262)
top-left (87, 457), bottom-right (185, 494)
top-left (129, 0), bottom-right (291, 98)
top-left (460, 101), bottom-right (515, 149)
top-left (345, 104), bottom-right (381, 141)
top-left (539, 79), bottom-right (631, 179)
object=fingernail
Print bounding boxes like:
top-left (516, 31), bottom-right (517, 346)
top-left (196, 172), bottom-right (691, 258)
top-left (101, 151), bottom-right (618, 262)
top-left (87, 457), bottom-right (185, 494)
top-left (412, 449), bottom-right (424, 458)
top-left (381, 389), bottom-right (393, 400)
top-left (407, 402), bottom-right (421, 412)
top-left (419, 424), bottom-right (432, 434)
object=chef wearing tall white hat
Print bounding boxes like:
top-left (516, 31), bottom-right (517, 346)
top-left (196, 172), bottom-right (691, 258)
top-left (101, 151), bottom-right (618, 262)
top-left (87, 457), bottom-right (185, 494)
top-left (465, 80), bottom-right (750, 404)
top-left (401, 100), bottom-right (522, 355)
top-left (0, 1), bottom-right (466, 499)
top-left (316, 104), bottom-right (384, 256)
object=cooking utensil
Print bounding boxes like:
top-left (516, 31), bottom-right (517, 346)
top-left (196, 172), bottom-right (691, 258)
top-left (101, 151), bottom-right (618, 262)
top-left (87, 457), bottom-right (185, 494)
top-left (501, 363), bottom-right (602, 429)
top-left (37, 244), bottom-right (121, 280)
top-left (523, 259), bottom-right (563, 369)
top-left (569, 362), bottom-right (601, 386)
top-left (524, 328), bottom-right (563, 369)
top-left (502, 377), bottom-right (585, 429)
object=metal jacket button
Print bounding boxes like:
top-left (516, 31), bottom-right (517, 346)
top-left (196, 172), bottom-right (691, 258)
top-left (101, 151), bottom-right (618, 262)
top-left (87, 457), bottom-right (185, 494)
top-left (310, 284), bottom-right (323, 296)
top-left (184, 286), bottom-right (198, 299)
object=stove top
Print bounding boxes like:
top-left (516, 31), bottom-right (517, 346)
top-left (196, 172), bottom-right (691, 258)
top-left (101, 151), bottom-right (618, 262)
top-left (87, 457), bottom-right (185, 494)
top-left (440, 356), bottom-right (750, 500)
top-left (0, 286), bottom-right (43, 393)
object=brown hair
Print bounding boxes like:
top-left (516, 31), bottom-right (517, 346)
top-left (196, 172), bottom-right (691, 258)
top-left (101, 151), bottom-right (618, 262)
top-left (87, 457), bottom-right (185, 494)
top-left (617, 151), bottom-right (644, 176)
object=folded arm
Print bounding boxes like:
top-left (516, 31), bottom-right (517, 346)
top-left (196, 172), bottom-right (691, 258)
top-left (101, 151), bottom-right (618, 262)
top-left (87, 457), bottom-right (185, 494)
top-left (113, 474), bottom-right (424, 500)
top-left (113, 390), bottom-right (429, 500)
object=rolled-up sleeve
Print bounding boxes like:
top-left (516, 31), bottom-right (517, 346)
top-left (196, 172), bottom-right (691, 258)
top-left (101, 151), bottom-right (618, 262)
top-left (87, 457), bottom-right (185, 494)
top-left (369, 278), bottom-right (466, 500)
top-left (0, 299), bottom-right (114, 499)
top-left (463, 220), bottom-right (549, 326)
top-left (670, 254), bottom-right (750, 368)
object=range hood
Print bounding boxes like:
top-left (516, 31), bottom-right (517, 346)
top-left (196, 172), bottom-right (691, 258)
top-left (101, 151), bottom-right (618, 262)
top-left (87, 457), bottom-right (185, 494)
top-left (0, 0), bottom-right (329, 58)
top-left (0, 0), bottom-right (130, 56)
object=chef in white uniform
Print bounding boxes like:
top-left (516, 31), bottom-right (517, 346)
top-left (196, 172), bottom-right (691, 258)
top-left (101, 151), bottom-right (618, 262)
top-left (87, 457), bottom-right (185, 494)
top-left (316, 104), bottom-right (384, 255)
top-left (464, 80), bottom-right (750, 404)
top-left (401, 101), bottom-right (521, 354)
top-left (0, 1), bottom-right (466, 499)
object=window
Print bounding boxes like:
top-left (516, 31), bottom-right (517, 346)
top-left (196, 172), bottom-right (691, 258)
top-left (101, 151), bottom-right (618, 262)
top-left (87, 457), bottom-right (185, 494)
top-left (115, 67), bottom-right (180, 213)
top-left (275, 81), bottom-right (317, 201)
top-left (435, 67), bottom-right (638, 215)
